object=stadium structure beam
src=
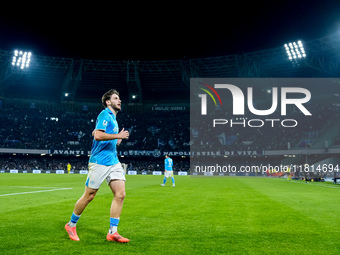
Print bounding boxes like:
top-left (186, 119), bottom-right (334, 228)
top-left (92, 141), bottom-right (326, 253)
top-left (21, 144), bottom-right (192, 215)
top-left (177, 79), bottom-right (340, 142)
top-left (300, 34), bottom-right (340, 76)
top-left (304, 55), bottom-right (340, 76)
top-left (60, 60), bottom-right (83, 101)
top-left (82, 59), bottom-right (126, 72)
top-left (307, 33), bottom-right (340, 53)
top-left (32, 55), bottom-right (73, 70)
top-left (187, 55), bottom-right (237, 79)
top-left (181, 58), bottom-right (201, 85)
top-left (126, 61), bottom-right (142, 103)
top-left (235, 53), bottom-right (270, 78)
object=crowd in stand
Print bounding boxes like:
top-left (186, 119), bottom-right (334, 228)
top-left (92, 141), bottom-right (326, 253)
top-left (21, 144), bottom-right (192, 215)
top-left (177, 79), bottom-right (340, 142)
top-left (0, 102), bottom-right (191, 171)
top-left (0, 155), bottom-right (88, 171)
top-left (0, 155), bottom-right (190, 172)
top-left (0, 98), bottom-right (339, 172)
top-left (0, 104), bottom-right (190, 152)
top-left (1, 101), bottom-right (337, 153)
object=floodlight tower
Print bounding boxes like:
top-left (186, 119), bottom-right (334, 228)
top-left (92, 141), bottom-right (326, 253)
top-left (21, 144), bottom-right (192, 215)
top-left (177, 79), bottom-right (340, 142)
top-left (0, 50), bottom-right (32, 93)
top-left (12, 50), bottom-right (32, 70)
top-left (284, 41), bottom-right (306, 66)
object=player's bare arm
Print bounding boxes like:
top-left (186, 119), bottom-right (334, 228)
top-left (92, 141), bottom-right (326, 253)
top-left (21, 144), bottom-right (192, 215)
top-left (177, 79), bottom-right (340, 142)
top-left (94, 128), bottom-right (129, 141)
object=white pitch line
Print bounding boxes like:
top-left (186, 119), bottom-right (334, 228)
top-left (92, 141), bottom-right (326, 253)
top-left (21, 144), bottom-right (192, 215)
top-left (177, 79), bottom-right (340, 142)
top-left (0, 186), bottom-right (65, 189)
top-left (0, 187), bottom-right (72, 197)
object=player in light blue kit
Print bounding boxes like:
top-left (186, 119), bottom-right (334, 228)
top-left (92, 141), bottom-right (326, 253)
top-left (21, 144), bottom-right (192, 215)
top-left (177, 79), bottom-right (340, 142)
top-left (161, 154), bottom-right (175, 187)
top-left (65, 89), bottom-right (130, 243)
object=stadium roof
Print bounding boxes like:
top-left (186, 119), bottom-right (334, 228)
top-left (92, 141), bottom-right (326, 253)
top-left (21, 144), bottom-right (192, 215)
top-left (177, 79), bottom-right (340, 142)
top-left (1, 33), bottom-right (340, 104)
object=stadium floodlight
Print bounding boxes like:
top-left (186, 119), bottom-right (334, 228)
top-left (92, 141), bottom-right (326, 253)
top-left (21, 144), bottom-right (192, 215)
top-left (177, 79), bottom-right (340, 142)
top-left (12, 50), bottom-right (32, 70)
top-left (284, 41), bottom-right (306, 61)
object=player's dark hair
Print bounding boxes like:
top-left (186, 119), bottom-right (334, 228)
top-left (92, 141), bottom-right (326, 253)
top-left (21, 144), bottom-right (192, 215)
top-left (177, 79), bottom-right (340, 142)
top-left (102, 89), bottom-right (119, 108)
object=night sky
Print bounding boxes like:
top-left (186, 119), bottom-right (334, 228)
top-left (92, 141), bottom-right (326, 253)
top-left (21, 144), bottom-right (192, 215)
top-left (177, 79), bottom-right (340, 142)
top-left (1, 2), bottom-right (340, 61)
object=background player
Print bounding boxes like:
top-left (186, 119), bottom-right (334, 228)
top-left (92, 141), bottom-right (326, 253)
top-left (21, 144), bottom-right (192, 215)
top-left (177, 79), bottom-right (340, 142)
top-left (161, 154), bottom-right (175, 187)
top-left (67, 162), bottom-right (71, 174)
top-left (65, 89), bottom-right (130, 243)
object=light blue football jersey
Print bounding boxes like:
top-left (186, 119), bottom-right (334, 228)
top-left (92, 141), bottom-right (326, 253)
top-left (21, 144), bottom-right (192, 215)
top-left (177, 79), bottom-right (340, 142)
top-left (164, 157), bottom-right (173, 171)
top-left (89, 108), bottom-right (119, 166)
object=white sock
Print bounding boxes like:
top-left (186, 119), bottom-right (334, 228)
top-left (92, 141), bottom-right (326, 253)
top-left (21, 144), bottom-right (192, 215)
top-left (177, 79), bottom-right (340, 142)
top-left (109, 226), bottom-right (117, 234)
top-left (68, 221), bottom-right (77, 227)
top-left (109, 217), bottom-right (119, 234)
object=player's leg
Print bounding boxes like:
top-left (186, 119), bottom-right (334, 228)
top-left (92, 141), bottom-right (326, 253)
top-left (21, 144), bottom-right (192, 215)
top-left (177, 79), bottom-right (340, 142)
top-left (107, 179), bottom-right (129, 242)
top-left (109, 180), bottom-right (126, 220)
top-left (73, 186), bottom-right (98, 216)
top-left (105, 163), bottom-right (129, 242)
top-left (171, 171), bottom-right (175, 187)
top-left (161, 171), bottom-right (168, 186)
top-left (65, 163), bottom-right (106, 241)
top-left (65, 186), bottom-right (98, 241)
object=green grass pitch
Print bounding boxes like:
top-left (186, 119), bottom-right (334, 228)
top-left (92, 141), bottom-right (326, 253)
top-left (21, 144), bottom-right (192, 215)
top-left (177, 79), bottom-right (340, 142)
top-left (0, 173), bottom-right (340, 254)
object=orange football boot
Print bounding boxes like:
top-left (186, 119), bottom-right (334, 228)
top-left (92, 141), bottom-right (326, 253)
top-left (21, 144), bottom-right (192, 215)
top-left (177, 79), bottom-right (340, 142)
top-left (106, 232), bottom-right (130, 243)
top-left (65, 223), bottom-right (80, 241)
